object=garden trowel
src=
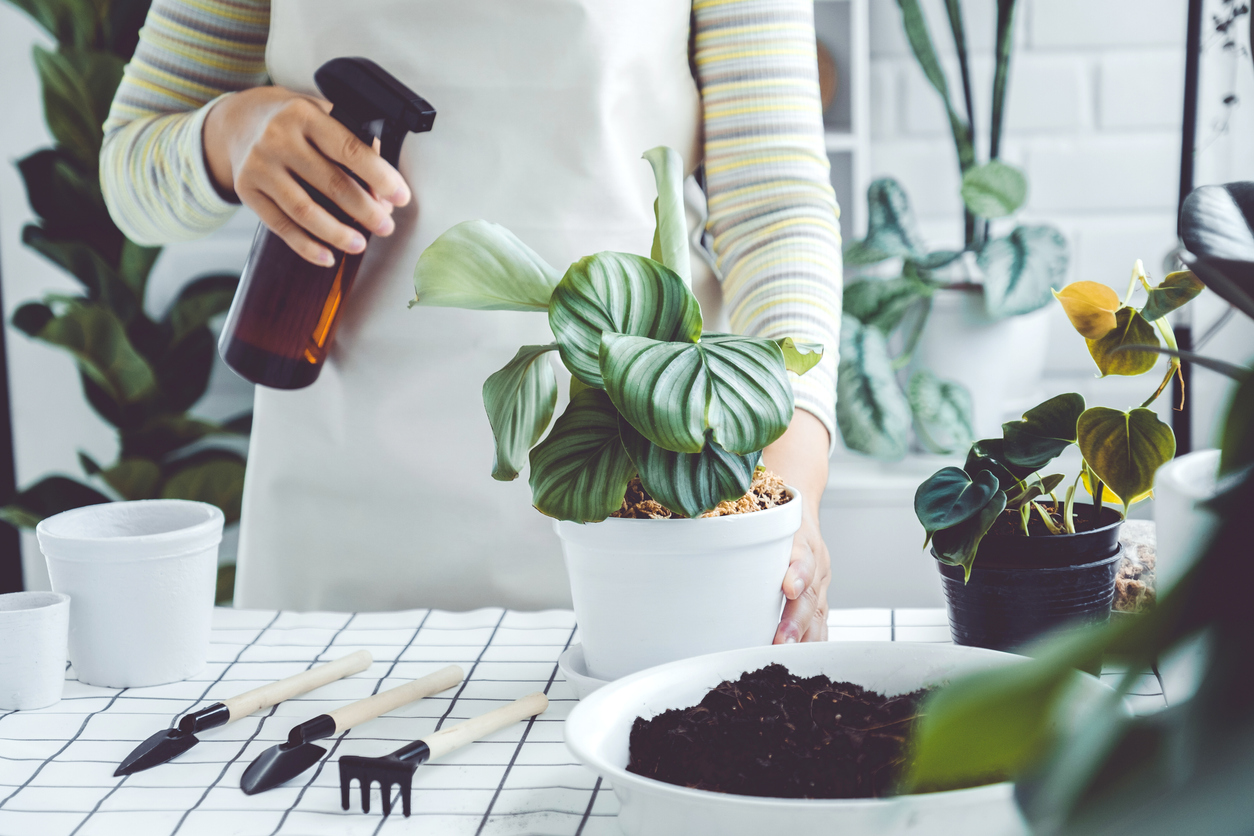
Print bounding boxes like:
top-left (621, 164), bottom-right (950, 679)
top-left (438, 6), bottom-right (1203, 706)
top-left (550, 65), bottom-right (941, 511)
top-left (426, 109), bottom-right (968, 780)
top-left (240, 663), bottom-right (464, 794)
top-left (115, 649), bottom-right (374, 776)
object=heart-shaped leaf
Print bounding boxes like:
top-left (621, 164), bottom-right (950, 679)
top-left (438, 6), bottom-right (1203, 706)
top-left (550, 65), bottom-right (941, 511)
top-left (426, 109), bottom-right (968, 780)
top-left (775, 337), bottom-right (824, 375)
top-left (1054, 281), bottom-right (1121, 339)
top-left (549, 252), bottom-right (702, 388)
top-left (1140, 270), bottom-right (1205, 322)
top-left (412, 220), bottom-right (560, 311)
top-left (482, 344), bottom-right (558, 481)
top-left (863, 178), bottom-right (930, 261)
top-left (915, 467), bottom-right (1001, 537)
top-left (528, 389), bottom-right (637, 522)
top-left (1002, 393), bottom-right (1085, 468)
top-left (909, 369), bottom-right (975, 455)
top-left (619, 419), bottom-right (759, 518)
top-left (979, 225), bottom-right (1069, 319)
top-left (1086, 307), bottom-right (1160, 376)
top-left (1080, 465), bottom-right (1126, 507)
top-left (961, 161), bottom-right (1027, 219)
top-left (642, 146), bottom-right (691, 286)
top-left (599, 332), bottom-right (792, 455)
top-left (933, 489), bottom-right (1008, 581)
top-left (836, 315), bottom-right (911, 460)
top-left (965, 438), bottom-right (1037, 492)
top-left (1179, 182), bottom-right (1254, 318)
top-left (1076, 406), bottom-right (1176, 512)
top-left (843, 276), bottom-right (931, 333)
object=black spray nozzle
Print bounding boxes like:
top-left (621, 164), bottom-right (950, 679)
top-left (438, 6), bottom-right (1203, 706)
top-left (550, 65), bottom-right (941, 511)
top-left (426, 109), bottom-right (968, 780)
top-left (314, 57), bottom-right (436, 165)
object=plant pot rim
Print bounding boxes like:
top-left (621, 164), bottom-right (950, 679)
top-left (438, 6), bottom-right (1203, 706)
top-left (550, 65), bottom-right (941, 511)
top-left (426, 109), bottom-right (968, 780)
top-left (933, 542), bottom-right (1124, 574)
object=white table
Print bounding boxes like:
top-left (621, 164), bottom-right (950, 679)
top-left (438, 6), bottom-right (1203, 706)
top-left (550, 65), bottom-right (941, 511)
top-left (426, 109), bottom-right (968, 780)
top-left (0, 608), bottom-right (1168, 836)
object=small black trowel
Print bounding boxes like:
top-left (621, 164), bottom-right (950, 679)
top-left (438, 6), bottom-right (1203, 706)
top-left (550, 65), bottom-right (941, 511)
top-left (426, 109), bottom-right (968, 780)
top-left (240, 663), bottom-right (464, 795)
top-left (116, 649), bottom-right (374, 777)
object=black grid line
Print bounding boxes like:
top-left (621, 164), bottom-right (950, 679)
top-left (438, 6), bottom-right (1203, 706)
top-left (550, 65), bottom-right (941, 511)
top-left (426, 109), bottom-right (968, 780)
top-left (575, 776), bottom-right (603, 836)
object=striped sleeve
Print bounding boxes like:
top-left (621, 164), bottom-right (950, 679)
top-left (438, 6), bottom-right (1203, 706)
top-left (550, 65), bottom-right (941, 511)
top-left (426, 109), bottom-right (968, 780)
top-left (692, 0), bottom-right (843, 448)
top-left (100, 0), bottom-right (271, 245)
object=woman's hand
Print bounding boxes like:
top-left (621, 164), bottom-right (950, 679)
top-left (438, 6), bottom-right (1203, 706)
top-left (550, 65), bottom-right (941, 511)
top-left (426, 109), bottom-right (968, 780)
top-left (762, 410), bottom-right (832, 643)
top-left (203, 86), bottom-right (411, 266)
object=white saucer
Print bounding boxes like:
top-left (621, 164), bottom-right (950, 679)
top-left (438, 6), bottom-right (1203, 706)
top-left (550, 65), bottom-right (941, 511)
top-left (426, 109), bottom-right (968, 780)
top-left (557, 643), bottom-right (610, 700)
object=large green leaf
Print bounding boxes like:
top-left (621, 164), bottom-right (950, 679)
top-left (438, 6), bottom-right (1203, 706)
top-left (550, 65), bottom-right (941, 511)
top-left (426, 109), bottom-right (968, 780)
top-left (1077, 407), bottom-right (1175, 511)
top-left (152, 324), bottom-right (214, 413)
top-left (619, 419), bottom-right (759, 518)
top-left (836, 315), bottom-right (911, 460)
top-left (642, 146), bottom-right (691, 285)
top-left (1085, 307), bottom-right (1160, 376)
top-left (861, 178), bottom-right (930, 261)
top-left (1179, 182), bottom-right (1254, 318)
top-left (122, 414), bottom-right (230, 461)
top-left (932, 488), bottom-right (1007, 580)
top-left (0, 475), bottom-right (110, 530)
top-left (101, 457), bottom-right (161, 500)
top-left (1002, 393), bottom-right (1085, 469)
top-left (17, 148), bottom-right (111, 235)
top-left (7, 0), bottom-right (98, 48)
top-left (22, 298), bottom-right (156, 404)
top-left (1140, 270), bottom-right (1205, 322)
top-left (843, 275), bottom-right (931, 333)
top-left (600, 332), bottom-right (793, 456)
top-left (165, 274), bottom-right (239, 344)
top-left (774, 337), bottom-right (824, 375)
top-left (961, 161), bottom-right (1027, 218)
top-left (549, 252), bottom-right (702, 387)
top-left (528, 389), bottom-right (637, 522)
top-left (979, 225), bottom-right (1069, 318)
top-left (482, 344), bottom-right (558, 481)
top-left (965, 437), bottom-right (1037, 492)
top-left (412, 220), bottom-right (560, 311)
top-left (22, 226), bottom-right (137, 321)
top-left (894, 0), bottom-right (976, 172)
top-left (33, 46), bottom-right (124, 167)
top-left (915, 466), bottom-right (1000, 536)
top-left (160, 450), bottom-right (247, 525)
top-left (118, 240), bottom-right (162, 302)
top-left (908, 369), bottom-right (975, 455)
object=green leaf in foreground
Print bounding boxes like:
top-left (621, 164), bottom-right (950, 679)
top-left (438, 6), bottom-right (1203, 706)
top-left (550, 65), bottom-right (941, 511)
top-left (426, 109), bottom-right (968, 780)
top-left (1076, 406), bottom-right (1175, 511)
top-left (599, 332), bottom-right (793, 456)
top-left (915, 467), bottom-right (1000, 537)
top-left (908, 369), bottom-right (974, 455)
top-left (528, 389), bottom-right (636, 522)
top-left (774, 337), bottom-right (824, 375)
top-left (412, 219), bottom-right (560, 311)
top-left (619, 419), bottom-right (759, 518)
top-left (836, 315), bottom-right (911, 460)
top-left (1140, 270), bottom-right (1205, 322)
top-left (961, 160), bottom-right (1028, 218)
top-left (549, 252), bottom-right (702, 388)
top-left (482, 344), bottom-right (558, 481)
top-left (964, 438), bottom-right (1037, 492)
top-left (642, 146), bottom-right (691, 285)
top-left (932, 489), bottom-right (1007, 580)
top-left (1085, 307), bottom-right (1160, 376)
top-left (1002, 393), bottom-right (1085, 469)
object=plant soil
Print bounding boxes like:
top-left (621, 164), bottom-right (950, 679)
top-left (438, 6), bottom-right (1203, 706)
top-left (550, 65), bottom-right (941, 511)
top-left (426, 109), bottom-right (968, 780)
top-left (610, 468), bottom-right (790, 519)
top-left (988, 502), bottom-right (1107, 537)
top-left (627, 664), bottom-right (927, 799)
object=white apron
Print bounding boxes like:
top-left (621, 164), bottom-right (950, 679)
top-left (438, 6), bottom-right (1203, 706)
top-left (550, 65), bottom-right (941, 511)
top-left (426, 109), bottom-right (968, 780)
top-left (234, 0), bottom-right (713, 611)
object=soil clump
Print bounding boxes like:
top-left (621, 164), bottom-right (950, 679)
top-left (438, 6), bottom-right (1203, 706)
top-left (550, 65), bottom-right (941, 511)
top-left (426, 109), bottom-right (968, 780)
top-left (611, 468), bottom-right (790, 519)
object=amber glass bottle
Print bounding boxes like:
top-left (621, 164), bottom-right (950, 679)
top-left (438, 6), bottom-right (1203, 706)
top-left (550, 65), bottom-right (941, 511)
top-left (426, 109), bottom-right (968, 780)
top-left (218, 57), bottom-right (435, 389)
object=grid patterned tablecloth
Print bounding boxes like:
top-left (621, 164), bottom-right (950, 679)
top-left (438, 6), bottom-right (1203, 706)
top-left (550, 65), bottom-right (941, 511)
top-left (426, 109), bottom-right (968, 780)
top-left (0, 608), bottom-right (1169, 836)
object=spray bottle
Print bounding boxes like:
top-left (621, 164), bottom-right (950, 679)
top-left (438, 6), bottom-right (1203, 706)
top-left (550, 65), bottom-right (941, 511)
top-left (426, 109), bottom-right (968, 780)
top-left (218, 58), bottom-right (436, 389)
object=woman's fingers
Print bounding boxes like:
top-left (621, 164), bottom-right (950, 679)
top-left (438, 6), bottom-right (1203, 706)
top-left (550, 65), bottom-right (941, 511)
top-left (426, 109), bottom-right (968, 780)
top-left (305, 110), bottom-right (411, 206)
top-left (287, 147), bottom-right (395, 239)
top-left (774, 515), bottom-right (831, 644)
top-left (246, 191), bottom-right (335, 267)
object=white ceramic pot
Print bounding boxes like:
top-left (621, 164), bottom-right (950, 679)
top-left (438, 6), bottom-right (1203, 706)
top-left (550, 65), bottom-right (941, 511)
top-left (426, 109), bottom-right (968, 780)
top-left (0, 591), bottom-right (70, 710)
top-left (910, 289), bottom-right (1052, 439)
top-left (566, 641), bottom-right (1116, 836)
top-left (37, 500), bottom-right (224, 688)
top-left (1153, 449), bottom-right (1222, 591)
top-left (554, 489), bottom-right (802, 681)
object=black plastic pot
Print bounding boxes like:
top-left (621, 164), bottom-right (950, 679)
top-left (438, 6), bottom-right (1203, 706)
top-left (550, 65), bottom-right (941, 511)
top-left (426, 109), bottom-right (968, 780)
top-left (936, 505), bottom-right (1124, 652)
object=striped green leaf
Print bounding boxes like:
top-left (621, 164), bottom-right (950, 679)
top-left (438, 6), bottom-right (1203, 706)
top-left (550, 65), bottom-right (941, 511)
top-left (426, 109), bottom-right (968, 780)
top-left (619, 418), bottom-right (759, 518)
top-left (482, 344), bottom-right (558, 482)
top-left (528, 389), bottom-right (636, 522)
top-left (775, 337), bottom-right (825, 375)
top-left (600, 332), bottom-right (793, 456)
top-left (548, 252), bottom-right (702, 388)
top-left (643, 146), bottom-right (691, 285)
top-left (412, 220), bottom-right (560, 311)
top-left (836, 315), bottom-right (911, 460)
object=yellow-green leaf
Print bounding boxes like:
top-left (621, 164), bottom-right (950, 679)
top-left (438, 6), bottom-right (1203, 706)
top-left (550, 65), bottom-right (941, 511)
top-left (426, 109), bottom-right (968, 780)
top-left (1076, 406), bottom-right (1175, 512)
top-left (642, 146), bottom-right (691, 285)
top-left (774, 337), bottom-right (824, 375)
top-left (1054, 281), bottom-right (1121, 340)
top-left (412, 220), bottom-right (560, 311)
top-left (1085, 307), bottom-right (1160, 376)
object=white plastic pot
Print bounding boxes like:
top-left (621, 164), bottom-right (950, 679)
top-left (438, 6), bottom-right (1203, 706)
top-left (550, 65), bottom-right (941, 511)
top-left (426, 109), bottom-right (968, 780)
top-left (0, 591), bottom-right (70, 710)
top-left (554, 489), bottom-right (802, 681)
top-left (910, 288), bottom-right (1052, 439)
top-left (36, 500), bottom-right (224, 688)
top-left (1153, 449), bottom-right (1222, 591)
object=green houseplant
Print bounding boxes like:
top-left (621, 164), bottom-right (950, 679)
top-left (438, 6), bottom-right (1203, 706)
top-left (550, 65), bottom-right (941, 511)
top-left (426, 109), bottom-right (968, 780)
top-left (410, 146), bottom-right (823, 679)
top-left (1, 0), bottom-right (248, 600)
top-left (838, 0), bottom-right (1068, 458)
top-left (913, 260), bottom-right (1203, 649)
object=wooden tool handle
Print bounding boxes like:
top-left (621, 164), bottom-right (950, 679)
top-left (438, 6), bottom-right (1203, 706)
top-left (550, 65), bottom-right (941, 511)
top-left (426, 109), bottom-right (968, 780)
top-left (424, 691), bottom-right (549, 760)
top-left (328, 664), bottom-right (464, 732)
top-left (224, 649), bottom-right (373, 722)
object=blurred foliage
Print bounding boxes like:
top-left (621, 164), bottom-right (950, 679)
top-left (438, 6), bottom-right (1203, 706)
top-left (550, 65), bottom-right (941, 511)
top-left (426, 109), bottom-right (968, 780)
top-left (1, 0), bottom-right (248, 595)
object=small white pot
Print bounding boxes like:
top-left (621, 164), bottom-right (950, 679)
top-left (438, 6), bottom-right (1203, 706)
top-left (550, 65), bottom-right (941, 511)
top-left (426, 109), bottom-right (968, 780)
top-left (0, 591), bottom-right (70, 710)
top-left (910, 289), bottom-right (1052, 439)
top-left (554, 489), bottom-right (802, 681)
top-left (1153, 449), bottom-right (1222, 591)
top-left (36, 500), bottom-right (224, 688)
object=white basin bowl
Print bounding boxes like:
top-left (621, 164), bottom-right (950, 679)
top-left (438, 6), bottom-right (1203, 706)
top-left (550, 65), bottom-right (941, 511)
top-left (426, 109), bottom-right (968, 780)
top-left (566, 641), bottom-right (1111, 836)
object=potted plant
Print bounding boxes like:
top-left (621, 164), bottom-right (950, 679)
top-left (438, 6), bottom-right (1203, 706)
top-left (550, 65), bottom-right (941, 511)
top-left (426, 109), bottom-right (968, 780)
top-left (913, 259), bottom-right (1204, 650)
top-left (410, 147), bottom-right (823, 681)
top-left (839, 0), bottom-right (1068, 457)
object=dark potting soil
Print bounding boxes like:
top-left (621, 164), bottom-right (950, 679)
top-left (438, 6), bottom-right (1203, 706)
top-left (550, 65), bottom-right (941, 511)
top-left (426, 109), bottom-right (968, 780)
top-left (626, 664), bottom-right (927, 799)
top-left (987, 503), bottom-right (1107, 537)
